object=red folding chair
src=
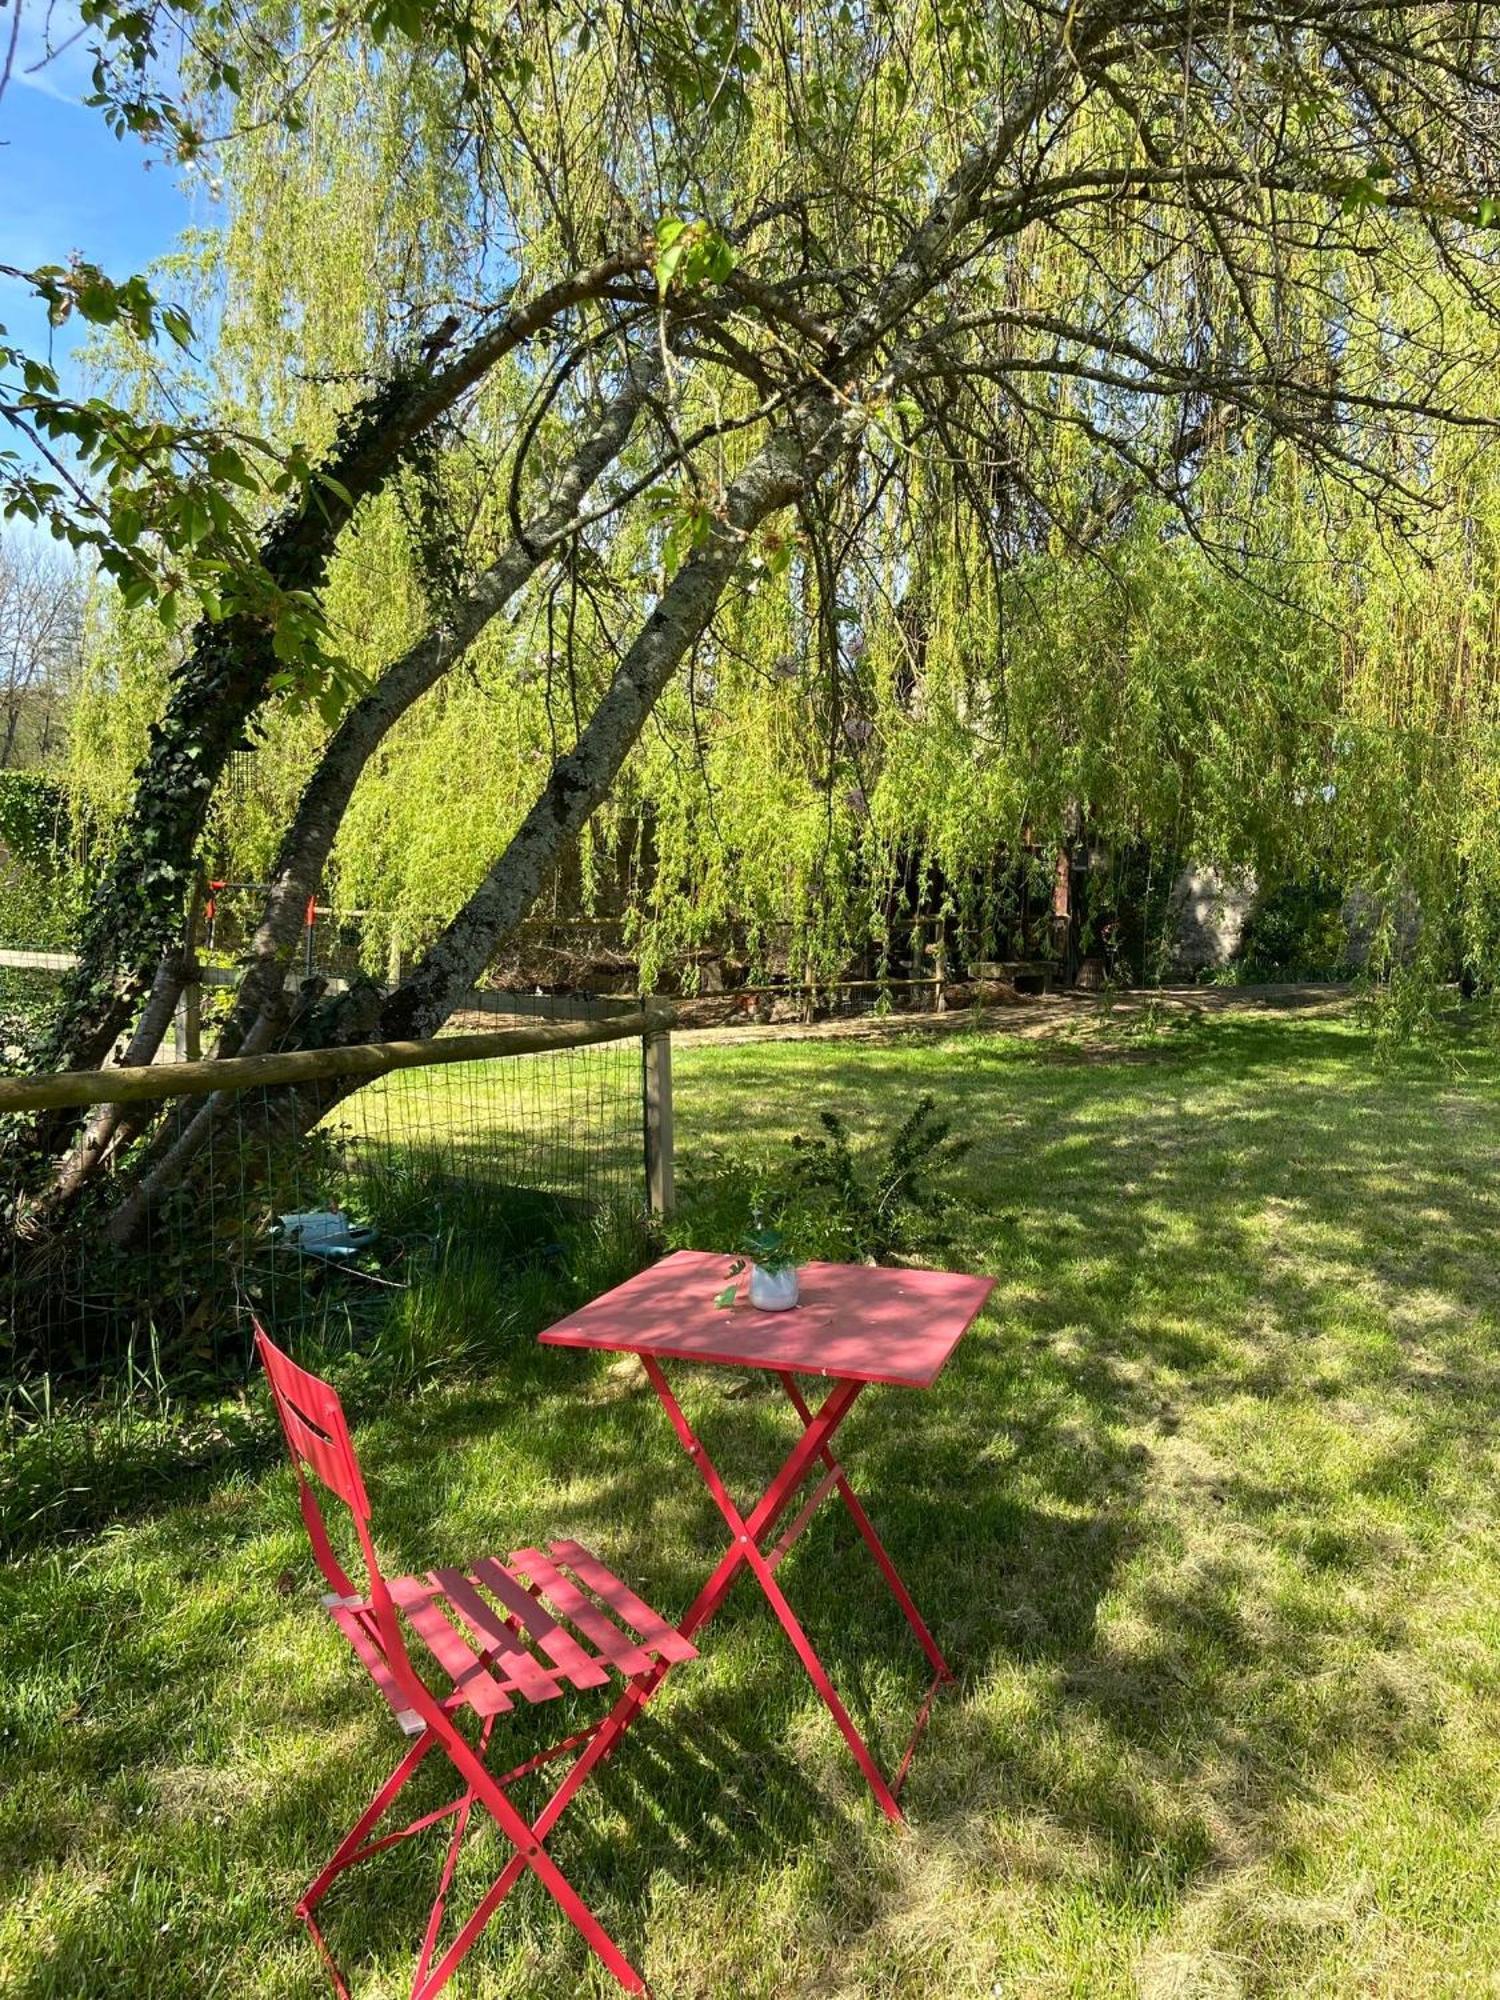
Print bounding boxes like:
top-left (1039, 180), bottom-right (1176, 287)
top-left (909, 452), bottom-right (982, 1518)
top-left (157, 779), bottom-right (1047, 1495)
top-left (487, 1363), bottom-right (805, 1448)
top-left (256, 1323), bottom-right (696, 1998)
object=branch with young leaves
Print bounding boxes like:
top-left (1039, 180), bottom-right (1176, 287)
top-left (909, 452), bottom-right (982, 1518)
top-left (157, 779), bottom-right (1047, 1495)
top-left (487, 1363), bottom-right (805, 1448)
top-left (1, 260), bottom-right (361, 705)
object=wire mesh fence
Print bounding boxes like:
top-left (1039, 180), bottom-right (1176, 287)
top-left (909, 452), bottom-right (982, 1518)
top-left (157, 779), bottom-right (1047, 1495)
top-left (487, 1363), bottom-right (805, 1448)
top-left (1, 1011), bottom-right (668, 1387)
top-left (0, 960), bottom-right (67, 1064)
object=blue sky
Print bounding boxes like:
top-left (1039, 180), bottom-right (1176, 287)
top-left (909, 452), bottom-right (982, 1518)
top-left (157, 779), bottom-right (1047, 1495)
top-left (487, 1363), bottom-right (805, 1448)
top-left (2, 3), bottom-right (202, 396)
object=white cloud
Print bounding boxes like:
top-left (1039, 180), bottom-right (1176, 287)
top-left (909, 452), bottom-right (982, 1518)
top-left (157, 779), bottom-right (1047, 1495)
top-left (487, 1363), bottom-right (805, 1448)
top-left (9, 3), bottom-right (95, 109)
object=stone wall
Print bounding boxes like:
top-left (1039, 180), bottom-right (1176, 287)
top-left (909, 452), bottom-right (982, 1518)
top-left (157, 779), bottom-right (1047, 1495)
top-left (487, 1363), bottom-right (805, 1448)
top-left (1169, 867), bottom-right (1256, 973)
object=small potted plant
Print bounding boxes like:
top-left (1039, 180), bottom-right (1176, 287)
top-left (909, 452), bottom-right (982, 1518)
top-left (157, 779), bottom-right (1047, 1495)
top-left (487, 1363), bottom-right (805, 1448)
top-left (716, 1219), bottom-right (800, 1311)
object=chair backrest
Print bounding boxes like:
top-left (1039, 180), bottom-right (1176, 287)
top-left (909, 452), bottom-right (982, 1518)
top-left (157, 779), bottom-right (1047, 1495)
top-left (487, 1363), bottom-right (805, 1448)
top-left (256, 1320), bottom-right (371, 1520)
top-left (256, 1321), bottom-right (430, 1716)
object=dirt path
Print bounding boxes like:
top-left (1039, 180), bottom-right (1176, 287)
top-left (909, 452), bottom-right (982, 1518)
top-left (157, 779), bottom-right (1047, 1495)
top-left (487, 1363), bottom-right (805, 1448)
top-left (669, 980), bottom-right (1356, 1049)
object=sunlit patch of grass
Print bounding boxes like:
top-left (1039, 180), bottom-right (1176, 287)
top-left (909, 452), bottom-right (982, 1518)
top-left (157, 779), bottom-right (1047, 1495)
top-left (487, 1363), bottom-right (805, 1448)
top-left (5, 1004), bottom-right (1500, 1994)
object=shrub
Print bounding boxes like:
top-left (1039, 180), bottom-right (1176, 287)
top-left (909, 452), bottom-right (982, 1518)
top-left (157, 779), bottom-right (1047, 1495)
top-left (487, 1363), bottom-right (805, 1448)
top-left (672, 1093), bottom-right (971, 1266)
top-left (1234, 872), bottom-right (1353, 981)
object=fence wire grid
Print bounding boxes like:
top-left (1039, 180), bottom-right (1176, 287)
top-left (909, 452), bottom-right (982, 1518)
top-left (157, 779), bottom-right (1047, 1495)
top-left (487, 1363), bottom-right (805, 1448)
top-left (3, 1020), bottom-right (654, 1385)
top-left (0, 964), bottom-right (63, 1064)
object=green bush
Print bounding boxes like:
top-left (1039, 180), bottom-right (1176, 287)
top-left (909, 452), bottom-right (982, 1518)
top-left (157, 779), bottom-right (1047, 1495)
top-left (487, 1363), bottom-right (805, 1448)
top-left (1234, 872), bottom-right (1353, 981)
top-left (0, 771), bottom-right (80, 954)
top-left (0, 772), bottom-right (69, 867)
top-left (671, 1093), bottom-right (971, 1266)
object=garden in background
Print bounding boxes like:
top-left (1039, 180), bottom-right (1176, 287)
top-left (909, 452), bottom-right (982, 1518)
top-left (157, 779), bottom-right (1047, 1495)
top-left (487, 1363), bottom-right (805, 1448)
top-left (5, 998), bottom-right (1500, 1997)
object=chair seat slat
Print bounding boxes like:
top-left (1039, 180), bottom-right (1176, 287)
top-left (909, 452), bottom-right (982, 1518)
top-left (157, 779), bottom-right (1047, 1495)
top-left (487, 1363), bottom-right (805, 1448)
top-left (325, 1605), bottom-right (424, 1736)
top-left (431, 1569), bottom-right (563, 1703)
top-left (550, 1542), bottom-right (697, 1664)
top-left (509, 1547), bottom-right (657, 1676)
top-left (389, 1578), bottom-right (513, 1716)
top-left (472, 1556), bottom-right (611, 1689)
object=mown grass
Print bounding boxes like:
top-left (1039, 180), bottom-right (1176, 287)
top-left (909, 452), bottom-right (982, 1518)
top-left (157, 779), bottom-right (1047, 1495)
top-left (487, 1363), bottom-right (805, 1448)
top-left (5, 1001), bottom-right (1500, 1997)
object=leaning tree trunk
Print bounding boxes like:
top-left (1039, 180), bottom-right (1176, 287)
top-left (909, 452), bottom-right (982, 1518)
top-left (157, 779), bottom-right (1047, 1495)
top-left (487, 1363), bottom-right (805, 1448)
top-left (354, 25), bottom-right (1096, 1044)
top-left (29, 254), bottom-right (649, 1110)
top-left (216, 366), bottom-right (656, 1063)
top-left (38, 367), bottom-right (660, 1221)
top-left (104, 418), bottom-right (821, 1241)
top-left (42, 370), bottom-right (656, 1224)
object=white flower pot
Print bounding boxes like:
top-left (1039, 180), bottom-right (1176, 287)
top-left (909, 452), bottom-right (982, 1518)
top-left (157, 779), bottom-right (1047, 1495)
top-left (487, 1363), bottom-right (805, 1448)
top-left (749, 1262), bottom-right (800, 1311)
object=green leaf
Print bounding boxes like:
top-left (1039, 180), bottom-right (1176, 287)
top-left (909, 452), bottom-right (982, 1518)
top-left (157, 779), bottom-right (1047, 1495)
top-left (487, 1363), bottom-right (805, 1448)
top-left (160, 305), bottom-right (194, 350)
top-left (653, 217), bottom-right (736, 297)
top-left (654, 216), bottom-right (692, 296)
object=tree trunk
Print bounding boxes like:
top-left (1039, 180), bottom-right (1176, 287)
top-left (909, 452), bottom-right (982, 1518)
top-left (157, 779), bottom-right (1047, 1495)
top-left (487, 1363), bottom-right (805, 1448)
top-left (96, 34), bottom-right (1095, 1238)
top-left (217, 367), bottom-right (654, 1062)
top-left (32, 255), bottom-right (648, 1095)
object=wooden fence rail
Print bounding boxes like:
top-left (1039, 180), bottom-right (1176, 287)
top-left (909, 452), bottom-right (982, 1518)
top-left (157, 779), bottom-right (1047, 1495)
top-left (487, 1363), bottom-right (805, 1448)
top-left (0, 1007), bottom-right (677, 1216)
top-left (0, 1007), bottom-right (674, 1112)
top-left (1, 1008), bottom-right (680, 1208)
top-left (0, 1004), bottom-right (682, 1383)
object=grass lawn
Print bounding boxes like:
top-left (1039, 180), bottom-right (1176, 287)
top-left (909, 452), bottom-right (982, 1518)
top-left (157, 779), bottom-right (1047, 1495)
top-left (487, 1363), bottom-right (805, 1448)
top-left (5, 1001), bottom-right (1500, 1997)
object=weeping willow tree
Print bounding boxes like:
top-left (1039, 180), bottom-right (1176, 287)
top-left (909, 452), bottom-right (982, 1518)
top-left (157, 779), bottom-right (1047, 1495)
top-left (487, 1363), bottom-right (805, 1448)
top-left (13, 0), bottom-right (1500, 1250)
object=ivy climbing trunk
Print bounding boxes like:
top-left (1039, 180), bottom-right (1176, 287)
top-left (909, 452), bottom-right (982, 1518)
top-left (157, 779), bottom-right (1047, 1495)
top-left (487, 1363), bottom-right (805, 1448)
top-left (99, 37), bottom-right (1103, 1241)
top-left (32, 254), bottom-right (649, 1103)
top-left (216, 367), bottom-right (655, 1064)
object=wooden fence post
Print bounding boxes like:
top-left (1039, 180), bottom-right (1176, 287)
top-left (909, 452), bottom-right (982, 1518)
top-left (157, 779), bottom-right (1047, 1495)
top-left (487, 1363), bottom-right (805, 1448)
top-left (642, 1025), bottom-right (674, 1217)
top-left (174, 981), bottom-right (202, 1063)
top-left (175, 871), bottom-right (206, 1061)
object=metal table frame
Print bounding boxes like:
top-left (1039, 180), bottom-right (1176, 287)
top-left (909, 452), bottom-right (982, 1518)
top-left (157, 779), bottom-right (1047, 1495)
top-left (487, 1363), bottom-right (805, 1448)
top-left (540, 1254), bottom-right (994, 1820)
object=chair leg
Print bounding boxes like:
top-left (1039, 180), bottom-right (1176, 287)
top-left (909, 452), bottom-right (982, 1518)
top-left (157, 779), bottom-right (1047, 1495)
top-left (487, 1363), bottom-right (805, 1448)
top-left (298, 1730), bottom-right (439, 2000)
top-left (300, 1729), bottom-right (437, 1919)
top-left (298, 1678), bottom-right (665, 1999)
top-left (411, 1680), bottom-right (666, 2000)
top-left (410, 1721), bottom-right (492, 1997)
top-left (412, 1847), bottom-right (645, 2000)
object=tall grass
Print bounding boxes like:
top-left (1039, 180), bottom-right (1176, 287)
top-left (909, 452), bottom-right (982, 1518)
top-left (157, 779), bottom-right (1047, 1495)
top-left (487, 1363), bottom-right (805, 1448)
top-left (0, 1191), bottom-right (652, 1560)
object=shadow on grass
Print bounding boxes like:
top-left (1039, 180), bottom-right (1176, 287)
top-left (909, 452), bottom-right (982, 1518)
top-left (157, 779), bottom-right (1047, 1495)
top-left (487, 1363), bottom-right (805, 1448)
top-left (1, 1307), bottom-right (1144, 1996)
top-left (9, 1006), bottom-right (1500, 1993)
top-left (19, 1692), bottom-right (834, 2000)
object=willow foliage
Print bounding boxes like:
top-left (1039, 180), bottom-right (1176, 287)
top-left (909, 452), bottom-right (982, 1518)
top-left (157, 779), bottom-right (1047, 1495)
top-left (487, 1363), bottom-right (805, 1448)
top-left (61, 0), bottom-right (1500, 1015)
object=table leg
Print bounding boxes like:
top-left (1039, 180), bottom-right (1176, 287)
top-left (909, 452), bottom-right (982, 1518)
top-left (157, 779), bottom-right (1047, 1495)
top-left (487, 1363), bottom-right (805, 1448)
top-left (642, 1357), bottom-right (947, 1821)
top-left (778, 1372), bottom-right (954, 1684)
top-left (641, 1359), bottom-right (863, 1643)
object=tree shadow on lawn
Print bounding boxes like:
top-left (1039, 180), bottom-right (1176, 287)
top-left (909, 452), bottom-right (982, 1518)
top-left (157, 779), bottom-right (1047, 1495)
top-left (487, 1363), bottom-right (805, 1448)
top-left (190, 1693), bottom-right (837, 1997)
top-left (6, 1341), bottom-right (1475, 2000)
top-left (830, 1019), bottom-right (1500, 1969)
top-left (1, 1320), bottom-right (1144, 1997)
top-left (0, 1400), bottom-right (283, 1563)
top-left (663, 1011), bottom-right (1500, 1968)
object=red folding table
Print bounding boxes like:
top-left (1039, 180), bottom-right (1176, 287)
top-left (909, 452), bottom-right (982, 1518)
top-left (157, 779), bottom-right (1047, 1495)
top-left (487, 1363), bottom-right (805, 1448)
top-left (540, 1251), bottom-right (994, 1820)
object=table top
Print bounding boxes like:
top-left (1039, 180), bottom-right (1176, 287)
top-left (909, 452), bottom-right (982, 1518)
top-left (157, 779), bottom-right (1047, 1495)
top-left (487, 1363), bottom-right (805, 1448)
top-left (538, 1250), bottom-right (994, 1388)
